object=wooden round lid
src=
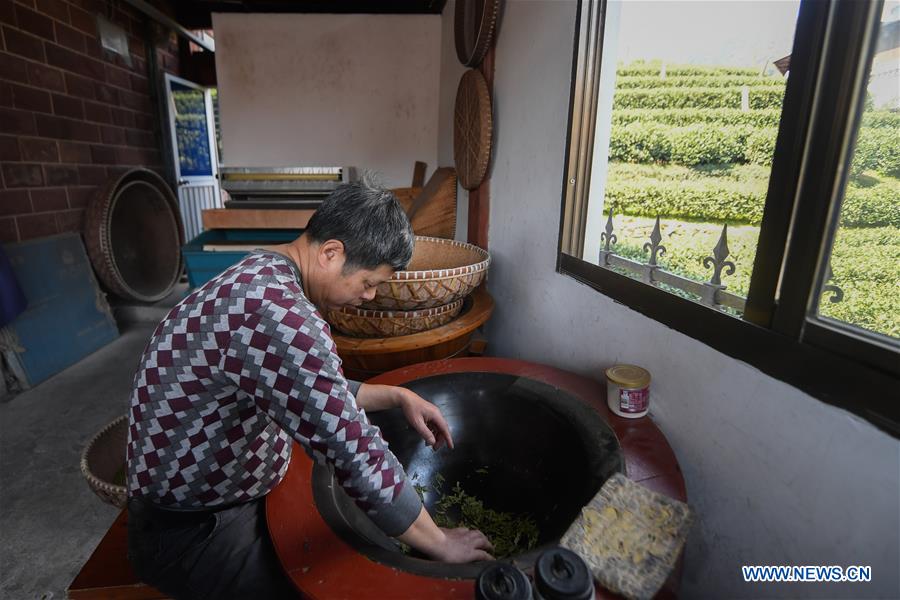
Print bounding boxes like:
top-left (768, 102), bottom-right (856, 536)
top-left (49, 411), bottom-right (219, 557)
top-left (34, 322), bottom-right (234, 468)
top-left (454, 69), bottom-right (493, 191)
top-left (455, 0), bottom-right (501, 67)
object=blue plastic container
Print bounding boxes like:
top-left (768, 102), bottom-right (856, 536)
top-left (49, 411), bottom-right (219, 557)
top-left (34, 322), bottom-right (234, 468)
top-left (182, 229), bottom-right (300, 288)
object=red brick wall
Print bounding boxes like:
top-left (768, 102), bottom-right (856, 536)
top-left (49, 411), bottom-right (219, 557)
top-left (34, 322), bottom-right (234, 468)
top-left (0, 0), bottom-right (180, 243)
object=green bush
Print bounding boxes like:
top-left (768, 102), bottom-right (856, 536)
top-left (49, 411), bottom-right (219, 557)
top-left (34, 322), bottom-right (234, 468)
top-left (608, 161), bottom-right (772, 183)
top-left (612, 108), bottom-right (783, 128)
top-left (669, 124), bottom-right (748, 165)
top-left (609, 123), bottom-right (755, 166)
top-left (616, 65), bottom-right (761, 77)
top-left (812, 225), bottom-right (900, 337)
top-left (605, 179), bottom-right (765, 224)
top-left (608, 122), bottom-right (672, 163)
top-left (744, 128), bottom-right (778, 166)
top-left (604, 163), bottom-right (898, 227)
top-left (862, 110), bottom-right (900, 129)
top-left (607, 119), bottom-right (896, 173)
top-left (613, 86), bottom-right (785, 110)
top-left (851, 127), bottom-right (900, 177)
top-left (615, 75), bottom-right (785, 89)
top-left (842, 183), bottom-right (900, 227)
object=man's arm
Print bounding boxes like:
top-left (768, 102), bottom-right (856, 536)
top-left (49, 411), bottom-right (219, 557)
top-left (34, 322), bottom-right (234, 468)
top-left (353, 382), bottom-right (400, 412)
top-left (355, 383), bottom-right (454, 450)
top-left (222, 302), bottom-right (422, 536)
top-left (224, 300), bottom-right (484, 561)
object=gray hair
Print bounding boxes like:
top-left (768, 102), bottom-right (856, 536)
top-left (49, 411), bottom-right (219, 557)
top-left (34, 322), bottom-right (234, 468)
top-left (304, 173), bottom-right (415, 272)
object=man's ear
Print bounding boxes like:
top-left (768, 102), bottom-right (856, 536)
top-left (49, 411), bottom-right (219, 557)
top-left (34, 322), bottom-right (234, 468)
top-left (317, 239), bottom-right (346, 269)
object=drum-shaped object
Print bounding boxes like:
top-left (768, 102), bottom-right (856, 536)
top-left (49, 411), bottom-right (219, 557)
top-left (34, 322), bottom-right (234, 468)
top-left (84, 169), bottom-right (184, 302)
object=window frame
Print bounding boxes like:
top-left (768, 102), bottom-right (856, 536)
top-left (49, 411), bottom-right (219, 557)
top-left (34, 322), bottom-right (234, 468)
top-left (557, 0), bottom-right (900, 437)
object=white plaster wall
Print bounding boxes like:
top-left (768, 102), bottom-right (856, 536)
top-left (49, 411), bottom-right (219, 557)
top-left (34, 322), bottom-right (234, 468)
top-left (213, 13), bottom-right (441, 188)
top-left (437, 0), bottom-right (469, 240)
top-left (469, 1), bottom-right (900, 597)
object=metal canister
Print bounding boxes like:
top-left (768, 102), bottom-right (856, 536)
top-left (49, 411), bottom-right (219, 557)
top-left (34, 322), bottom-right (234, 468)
top-left (533, 547), bottom-right (595, 600)
top-left (605, 364), bottom-right (651, 419)
top-left (475, 562), bottom-right (533, 600)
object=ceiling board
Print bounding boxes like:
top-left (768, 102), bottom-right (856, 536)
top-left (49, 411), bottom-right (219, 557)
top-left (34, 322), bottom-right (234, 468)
top-left (176, 0), bottom-right (447, 28)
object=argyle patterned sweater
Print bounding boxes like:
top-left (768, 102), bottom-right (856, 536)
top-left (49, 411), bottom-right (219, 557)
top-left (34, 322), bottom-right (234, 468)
top-left (126, 251), bottom-right (422, 536)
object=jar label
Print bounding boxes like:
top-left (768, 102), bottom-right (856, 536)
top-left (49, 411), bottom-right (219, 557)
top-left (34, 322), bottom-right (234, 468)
top-left (619, 387), bottom-right (649, 413)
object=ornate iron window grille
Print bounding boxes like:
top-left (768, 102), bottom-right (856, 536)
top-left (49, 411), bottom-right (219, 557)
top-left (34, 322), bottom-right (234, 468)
top-left (596, 205), bottom-right (844, 314)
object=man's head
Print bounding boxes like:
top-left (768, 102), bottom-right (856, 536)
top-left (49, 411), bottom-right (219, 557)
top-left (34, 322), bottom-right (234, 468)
top-left (300, 176), bottom-right (414, 310)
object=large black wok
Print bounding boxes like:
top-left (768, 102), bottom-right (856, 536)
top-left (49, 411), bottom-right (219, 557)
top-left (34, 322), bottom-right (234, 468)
top-left (312, 372), bottom-right (624, 578)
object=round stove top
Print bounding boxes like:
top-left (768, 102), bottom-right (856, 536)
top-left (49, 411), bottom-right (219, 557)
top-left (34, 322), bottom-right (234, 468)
top-left (266, 358), bottom-right (686, 599)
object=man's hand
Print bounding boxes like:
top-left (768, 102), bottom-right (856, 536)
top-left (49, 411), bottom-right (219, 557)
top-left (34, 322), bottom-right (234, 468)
top-left (429, 527), bottom-right (494, 563)
top-left (398, 507), bottom-right (493, 563)
top-left (397, 388), bottom-right (454, 450)
top-left (355, 383), bottom-right (454, 450)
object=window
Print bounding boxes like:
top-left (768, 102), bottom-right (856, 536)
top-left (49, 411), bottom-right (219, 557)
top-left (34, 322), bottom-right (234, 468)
top-left (558, 0), bottom-right (899, 434)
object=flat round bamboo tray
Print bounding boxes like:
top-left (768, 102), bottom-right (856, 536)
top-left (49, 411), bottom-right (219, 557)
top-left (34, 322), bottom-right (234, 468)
top-left (362, 237), bottom-right (490, 311)
top-left (454, 69), bottom-right (492, 190)
top-left (80, 414), bottom-right (128, 509)
top-left (455, 0), bottom-right (501, 67)
top-left (327, 299), bottom-right (464, 338)
top-left (334, 288), bottom-right (494, 381)
top-left (84, 168), bottom-right (184, 303)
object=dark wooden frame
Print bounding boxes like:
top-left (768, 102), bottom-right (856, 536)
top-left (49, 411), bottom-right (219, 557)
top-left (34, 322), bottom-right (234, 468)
top-left (557, 0), bottom-right (900, 437)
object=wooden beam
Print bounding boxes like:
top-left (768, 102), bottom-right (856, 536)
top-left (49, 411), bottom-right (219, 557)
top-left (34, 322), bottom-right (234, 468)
top-left (201, 209), bottom-right (313, 230)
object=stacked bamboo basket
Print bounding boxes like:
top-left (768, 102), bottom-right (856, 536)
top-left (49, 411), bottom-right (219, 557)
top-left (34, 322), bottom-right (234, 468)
top-left (325, 236), bottom-right (490, 338)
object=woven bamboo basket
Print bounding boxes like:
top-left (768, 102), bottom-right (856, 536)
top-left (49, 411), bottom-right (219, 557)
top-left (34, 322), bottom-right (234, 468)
top-left (327, 298), bottom-right (464, 338)
top-left (361, 237), bottom-right (490, 311)
top-left (80, 414), bottom-right (128, 509)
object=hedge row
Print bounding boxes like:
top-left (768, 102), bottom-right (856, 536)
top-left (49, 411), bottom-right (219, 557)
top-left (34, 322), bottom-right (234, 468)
top-left (609, 122), bottom-right (900, 173)
top-left (612, 108), bottom-right (783, 128)
top-left (609, 122), bottom-right (776, 166)
top-left (842, 183), bottom-right (900, 227)
top-left (604, 175), bottom-right (900, 227)
top-left (616, 65), bottom-right (761, 77)
top-left (613, 87), bottom-right (785, 110)
top-left (862, 111), bottom-right (900, 129)
top-left (611, 108), bottom-right (899, 130)
top-left (852, 128), bottom-right (900, 177)
top-left (605, 179), bottom-right (764, 224)
top-left (607, 161), bottom-right (772, 184)
top-left (743, 129), bottom-right (778, 166)
top-left (741, 123), bottom-right (900, 174)
top-left (615, 75), bottom-right (784, 89)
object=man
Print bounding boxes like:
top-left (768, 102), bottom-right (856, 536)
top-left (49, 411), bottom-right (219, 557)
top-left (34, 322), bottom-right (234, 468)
top-left (126, 179), bottom-right (493, 598)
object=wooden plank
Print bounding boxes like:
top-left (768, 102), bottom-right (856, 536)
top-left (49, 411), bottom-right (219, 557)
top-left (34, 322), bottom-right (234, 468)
top-left (412, 161), bottom-right (427, 187)
top-left (406, 167), bottom-right (457, 239)
top-left (67, 510), bottom-right (168, 600)
top-left (201, 209), bottom-right (315, 230)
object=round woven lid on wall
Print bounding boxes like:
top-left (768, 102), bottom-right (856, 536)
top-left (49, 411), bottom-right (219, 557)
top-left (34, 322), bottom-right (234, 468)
top-left (454, 69), bottom-right (493, 191)
top-left (455, 0), bottom-right (501, 67)
top-left (84, 168), bottom-right (184, 303)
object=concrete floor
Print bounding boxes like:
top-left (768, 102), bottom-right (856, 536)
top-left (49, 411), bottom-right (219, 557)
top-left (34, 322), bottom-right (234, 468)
top-left (0, 290), bottom-right (181, 599)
